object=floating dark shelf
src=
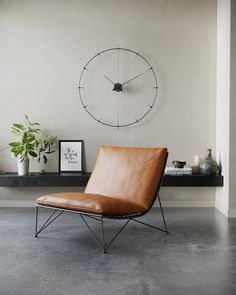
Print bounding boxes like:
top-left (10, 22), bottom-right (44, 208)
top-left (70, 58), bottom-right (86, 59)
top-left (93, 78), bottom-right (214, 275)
top-left (0, 172), bottom-right (223, 187)
top-left (162, 175), bottom-right (223, 187)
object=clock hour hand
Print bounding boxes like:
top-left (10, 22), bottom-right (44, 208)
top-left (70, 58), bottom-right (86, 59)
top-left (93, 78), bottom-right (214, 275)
top-left (122, 68), bottom-right (152, 86)
top-left (103, 74), bottom-right (115, 85)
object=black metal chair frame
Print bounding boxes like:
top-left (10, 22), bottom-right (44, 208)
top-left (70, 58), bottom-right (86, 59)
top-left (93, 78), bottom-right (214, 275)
top-left (35, 154), bottom-right (168, 253)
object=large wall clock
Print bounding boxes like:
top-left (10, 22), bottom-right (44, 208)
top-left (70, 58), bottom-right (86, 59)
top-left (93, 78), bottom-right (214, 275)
top-left (78, 47), bottom-right (158, 128)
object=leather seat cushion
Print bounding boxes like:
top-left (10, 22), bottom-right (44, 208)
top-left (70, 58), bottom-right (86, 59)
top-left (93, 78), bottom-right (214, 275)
top-left (37, 192), bottom-right (146, 216)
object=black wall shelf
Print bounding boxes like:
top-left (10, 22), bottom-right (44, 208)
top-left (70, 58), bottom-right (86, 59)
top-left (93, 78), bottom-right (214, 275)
top-left (0, 173), bottom-right (223, 187)
top-left (162, 175), bottom-right (223, 187)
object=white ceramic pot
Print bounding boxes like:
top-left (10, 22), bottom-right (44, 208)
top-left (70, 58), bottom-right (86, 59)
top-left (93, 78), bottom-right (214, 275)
top-left (17, 157), bottom-right (29, 176)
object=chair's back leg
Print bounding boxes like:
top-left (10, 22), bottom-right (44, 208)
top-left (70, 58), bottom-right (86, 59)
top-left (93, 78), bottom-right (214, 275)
top-left (157, 194), bottom-right (168, 233)
top-left (101, 217), bottom-right (106, 253)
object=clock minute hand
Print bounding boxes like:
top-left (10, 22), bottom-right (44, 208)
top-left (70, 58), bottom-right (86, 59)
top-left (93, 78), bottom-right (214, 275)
top-left (122, 68), bottom-right (152, 86)
top-left (103, 74), bottom-right (115, 85)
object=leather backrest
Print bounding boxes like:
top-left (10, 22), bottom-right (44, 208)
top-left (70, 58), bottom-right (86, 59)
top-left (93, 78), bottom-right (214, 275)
top-left (85, 146), bottom-right (168, 210)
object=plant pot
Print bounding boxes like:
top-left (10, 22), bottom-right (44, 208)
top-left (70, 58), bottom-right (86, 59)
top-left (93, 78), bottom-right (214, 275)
top-left (17, 158), bottom-right (29, 176)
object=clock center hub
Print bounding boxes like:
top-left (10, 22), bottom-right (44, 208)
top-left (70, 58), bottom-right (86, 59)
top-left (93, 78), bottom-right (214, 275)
top-left (113, 83), bottom-right (123, 92)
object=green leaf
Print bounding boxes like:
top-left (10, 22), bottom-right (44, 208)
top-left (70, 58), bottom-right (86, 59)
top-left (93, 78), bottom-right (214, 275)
top-left (9, 142), bottom-right (20, 147)
top-left (22, 132), bottom-right (28, 144)
top-left (11, 127), bottom-right (21, 135)
top-left (45, 150), bottom-right (55, 154)
top-left (13, 123), bottom-right (25, 131)
top-left (29, 151), bottom-right (37, 157)
top-left (43, 155), bottom-right (47, 164)
top-left (16, 150), bottom-right (22, 157)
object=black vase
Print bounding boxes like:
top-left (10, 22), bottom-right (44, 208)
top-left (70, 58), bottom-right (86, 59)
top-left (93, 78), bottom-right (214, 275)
top-left (200, 149), bottom-right (219, 175)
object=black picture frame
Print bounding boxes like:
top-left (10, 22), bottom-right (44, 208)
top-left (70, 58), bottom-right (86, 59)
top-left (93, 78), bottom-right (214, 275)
top-left (59, 140), bottom-right (84, 173)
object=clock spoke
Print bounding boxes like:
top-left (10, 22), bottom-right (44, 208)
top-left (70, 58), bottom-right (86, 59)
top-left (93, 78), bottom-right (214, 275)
top-left (117, 92), bottom-right (120, 128)
top-left (117, 46), bottom-right (120, 81)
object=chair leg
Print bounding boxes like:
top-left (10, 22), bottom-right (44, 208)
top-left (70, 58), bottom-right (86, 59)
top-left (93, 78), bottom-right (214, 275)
top-left (101, 217), bottom-right (106, 253)
top-left (131, 194), bottom-right (168, 234)
top-left (80, 214), bottom-right (105, 252)
top-left (104, 219), bottom-right (131, 252)
top-left (79, 214), bottom-right (131, 253)
top-left (35, 206), bottom-right (38, 237)
top-left (157, 194), bottom-right (168, 233)
top-left (35, 206), bottom-right (64, 237)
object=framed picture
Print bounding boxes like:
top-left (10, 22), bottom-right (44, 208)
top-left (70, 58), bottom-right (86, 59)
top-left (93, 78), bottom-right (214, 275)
top-left (59, 140), bottom-right (83, 173)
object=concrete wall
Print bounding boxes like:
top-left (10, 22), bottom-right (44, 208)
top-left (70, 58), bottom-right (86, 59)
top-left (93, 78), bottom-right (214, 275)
top-left (216, 0), bottom-right (236, 217)
top-left (229, 0), bottom-right (236, 216)
top-left (0, 0), bottom-right (217, 206)
top-left (215, 0), bottom-right (230, 216)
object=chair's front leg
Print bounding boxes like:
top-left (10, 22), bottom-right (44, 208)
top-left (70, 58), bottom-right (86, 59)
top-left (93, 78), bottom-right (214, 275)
top-left (35, 206), bottom-right (39, 237)
top-left (34, 206), bottom-right (63, 237)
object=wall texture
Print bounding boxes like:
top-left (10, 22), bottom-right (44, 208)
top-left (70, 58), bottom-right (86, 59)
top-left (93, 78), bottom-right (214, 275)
top-left (0, 0), bottom-right (216, 206)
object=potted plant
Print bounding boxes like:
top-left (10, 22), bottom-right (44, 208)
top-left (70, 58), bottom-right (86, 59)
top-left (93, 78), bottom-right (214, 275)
top-left (9, 115), bottom-right (57, 175)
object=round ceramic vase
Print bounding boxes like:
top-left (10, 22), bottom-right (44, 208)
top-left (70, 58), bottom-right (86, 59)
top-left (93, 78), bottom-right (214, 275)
top-left (200, 149), bottom-right (218, 175)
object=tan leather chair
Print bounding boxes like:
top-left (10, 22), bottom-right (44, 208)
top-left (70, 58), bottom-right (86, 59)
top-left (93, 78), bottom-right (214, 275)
top-left (35, 146), bottom-right (168, 252)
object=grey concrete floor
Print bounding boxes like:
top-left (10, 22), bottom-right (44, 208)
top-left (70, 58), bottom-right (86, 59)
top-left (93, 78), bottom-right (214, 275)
top-left (0, 208), bottom-right (235, 295)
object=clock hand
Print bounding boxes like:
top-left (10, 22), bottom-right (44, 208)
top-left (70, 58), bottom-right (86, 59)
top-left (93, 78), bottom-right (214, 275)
top-left (122, 67), bottom-right (152, 86)
top-left (103, 74), bottom-right (115, 85)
